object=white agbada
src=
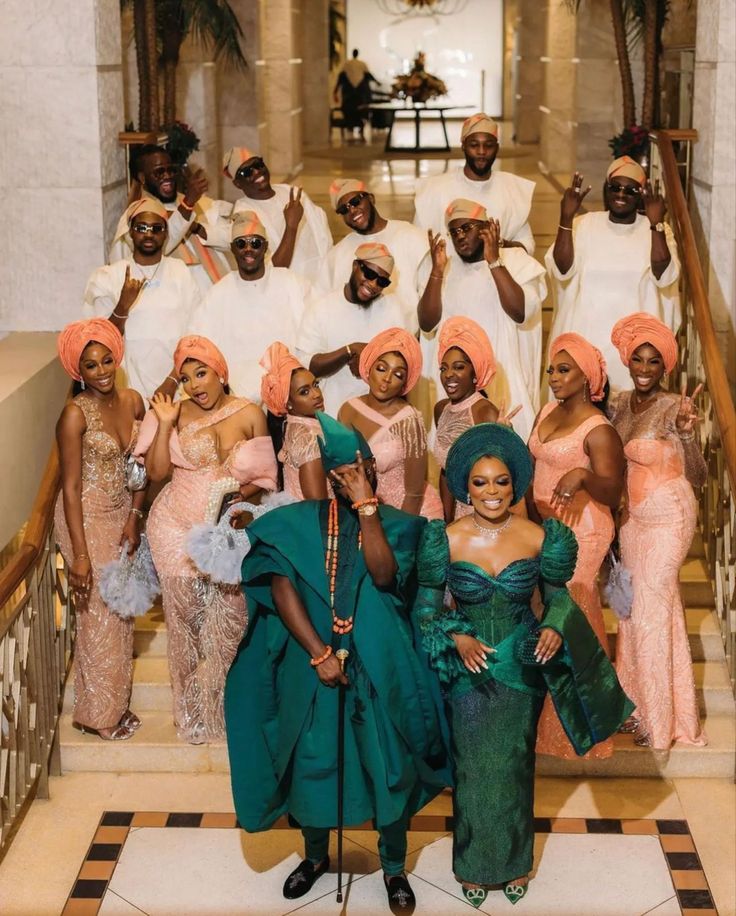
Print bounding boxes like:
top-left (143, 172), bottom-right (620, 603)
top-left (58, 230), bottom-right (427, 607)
top-left (414, 168), bottom-right (536, 255)
top-left (109, 193), bottom-right (233, 295)
top-left (82, 257), bottom-right (200, 400)
top-left (319, 220), bottom-right (429, 327)
top-left (545, 211), bottom-right (681, 390)
top-left (420, 249), bottom-right (546, 442)
top-left (296, 288), bottom-right (412, 418)
top-left (188, 265), bottom-right (309, 403)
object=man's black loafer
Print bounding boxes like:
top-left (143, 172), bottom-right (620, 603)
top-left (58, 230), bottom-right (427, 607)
top-left (384, 873), bottom-right (417, 913)
top-left (282, 856), bottom-right (330, 899)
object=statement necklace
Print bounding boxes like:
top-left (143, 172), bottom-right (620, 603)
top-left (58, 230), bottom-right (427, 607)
top-left (472, 513), bottom-right (512, 539)
top-left (326, 498), bottom-right (362, 634)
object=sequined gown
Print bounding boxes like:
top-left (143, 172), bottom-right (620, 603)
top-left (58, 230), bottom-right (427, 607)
top-left (137, 399), bottom-right (277, 742)
top-left (415, 519), bottom-right (632, 886)
top-left (279, 415), bottom-right (333, 501)
top-left (433, 392), bottom-right (485, 520)
top-left (54, 395), bottom-right (139, 730)
top-left (346, 398), bottom-right (443, 519)
top-left (608, 392), bottom-right (707, 748)
top-left (529, 401), bottom-right (615, 759)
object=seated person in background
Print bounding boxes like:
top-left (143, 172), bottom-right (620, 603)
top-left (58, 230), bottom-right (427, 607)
top-left (83, 198), bottom-right (200, 400)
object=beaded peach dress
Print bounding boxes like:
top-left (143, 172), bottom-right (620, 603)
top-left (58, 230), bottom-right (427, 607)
top-left (136, 399), bottom-right (277, 742)
top-left (279, 415), bottom-right (333, 501)
top-left (433, 392), bottom-right (486, 520)
top-left (529, 401), bottom-right (615, 759)
top-left (608, 392), bottom-right (707, 749)
top-left (54, 395), bottom-right (139, 730)
top-left (346, 398), bottom-right (444, 520)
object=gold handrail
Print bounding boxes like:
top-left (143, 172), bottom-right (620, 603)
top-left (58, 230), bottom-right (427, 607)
top-left (649, 129), bottom-right (736, 488)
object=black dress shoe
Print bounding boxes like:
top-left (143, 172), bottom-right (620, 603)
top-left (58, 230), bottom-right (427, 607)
top-left (384, 873), bottom-right (416, 913)
top-left (282, 856), bottom-right (330, 899)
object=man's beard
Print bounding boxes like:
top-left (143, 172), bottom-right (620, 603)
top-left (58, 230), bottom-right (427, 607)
top-left (465, 155), bottom-right (495, 178)
top-left (146, 179), bottom-right (177, 204)
top-left (355, 205), bottom-right (377, 234)
top-left (458, 240), bottom-right (484, 263)
top-left (348, 274), bottom-right (378, 306)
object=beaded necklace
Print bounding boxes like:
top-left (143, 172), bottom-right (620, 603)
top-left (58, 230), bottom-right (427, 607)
top-left (326, 498), bottom-right (362, 634)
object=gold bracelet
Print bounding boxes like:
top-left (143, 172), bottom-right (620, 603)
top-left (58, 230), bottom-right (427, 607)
top-left (129, 508), bottom-right (145, 519)
top-left (345, 344), bottom-right (352, 358)
top-left (558, 224), bottom-right (573, 232)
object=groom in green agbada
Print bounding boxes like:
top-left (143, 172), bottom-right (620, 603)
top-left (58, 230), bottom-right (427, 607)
top-left (224, 413), bottom-right (449, 912)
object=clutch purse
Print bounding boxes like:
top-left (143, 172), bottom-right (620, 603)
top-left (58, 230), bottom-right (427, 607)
top-left (514, 627), bottom-right (543, 666)
top-left (602, 548), bottom-right (634, 620)
top-left (125, 454), bottom-right (148, 492)
top-left (98, 534), bottom-right (160, 619)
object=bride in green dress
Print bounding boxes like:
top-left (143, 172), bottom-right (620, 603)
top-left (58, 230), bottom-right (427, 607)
top-left (415, 423), bottom-right (633, 907)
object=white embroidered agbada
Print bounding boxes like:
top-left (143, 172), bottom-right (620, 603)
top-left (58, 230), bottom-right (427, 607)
top-left (414, 168), bottom-right (536, 255)
top-left (188, 265), bottom-right (309, 403)
top-left (109, 192), bottom-right (233, 294)
top-left (82, 257), bottom-right (200, 399)
top-left (319, 220), bottom-right (429, 327)
top-left (544, 211), bottom-right (681, 390)
top-left (296, 288), bottom-right (412, 417)
top-left (420, 249), bottom-right (547, 442)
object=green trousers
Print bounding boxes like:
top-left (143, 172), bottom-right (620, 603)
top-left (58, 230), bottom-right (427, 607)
top-left (302, 812), bottom-right (409, 877)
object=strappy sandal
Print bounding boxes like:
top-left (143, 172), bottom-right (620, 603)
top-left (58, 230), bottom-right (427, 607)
top-left (120, 710), bottom-right (141, 731)
top-left (73, 722), bottom-right (133, 741)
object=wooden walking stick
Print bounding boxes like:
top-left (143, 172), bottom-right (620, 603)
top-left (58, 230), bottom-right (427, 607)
top-left (335, 647), bottom-right (350, 904)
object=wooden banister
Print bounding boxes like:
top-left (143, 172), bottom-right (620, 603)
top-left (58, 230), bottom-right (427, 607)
top-left (650, 129), bottom-right (736, 490)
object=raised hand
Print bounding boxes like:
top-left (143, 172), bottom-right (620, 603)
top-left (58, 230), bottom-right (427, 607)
top-left (149, 392), bottom-right (181, 427)
top-left (329, 450), bottom-right (375, 505)
top-left (641, 178), bottom-right (667, 226)
top-left (183, 167), bottom-right (208, 208)
top-left (116, 264), bottom-right (145, 315)
top-left (496, 399), bottom-right (522, 428)
top-left (347, 342), bottom-right (366, 378)
top-left (560, 171), bottom-right (591, 224)
top-left (480, 218), bottom-right (502, 264)
top-left (284, 186), bottom-right (304, 229)
top-left (675, 380), bottom-right (703, 435)
top-left (427, 229), bottom-right (448, 276)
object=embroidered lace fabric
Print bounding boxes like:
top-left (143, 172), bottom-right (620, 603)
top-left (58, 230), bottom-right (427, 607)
top-left (433, 392), bottom-right (485, 519)
top-left (529, 401), bottom-right (614, 759)
top-left (54, 395), bottom-right (139, 729)
top-left (145, 399), bottom-right (266, 742)
top-left (279, 415), bottom-right (333, 500)
top-left (607, 392), bottom-right (707, 748)
top-left (348, 398), bottom-right (443, 519)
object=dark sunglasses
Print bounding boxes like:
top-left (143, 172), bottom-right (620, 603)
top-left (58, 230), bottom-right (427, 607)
top-left (233, 236), bottom-right (264, 250)
top-left (236, 157), bottom-right (266, 179)
top-left (131, 222), bottom-right (167, 235)
top-left (336, 192), bottom-right (368, 216)
top-left (606, 181), bottom-right (640, 197)
top-left (358, 260), bottom-right (391, 288)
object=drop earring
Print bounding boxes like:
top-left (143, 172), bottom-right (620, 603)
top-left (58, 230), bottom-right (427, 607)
top-left (81, 380), bottom-right (86, 390)
top-left (467, 494), bottom-right (472, 505)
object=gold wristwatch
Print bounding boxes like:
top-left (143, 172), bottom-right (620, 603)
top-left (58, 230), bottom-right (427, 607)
top-left (487, 257), bottom-right (504, 270)
top-left (650, 222), bottom-right (665, 233)
top-left (357, 503), bottom-right (378, 517)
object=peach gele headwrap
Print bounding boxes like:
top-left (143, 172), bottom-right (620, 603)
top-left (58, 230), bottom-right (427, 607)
top-left (57, 318), bottom-right (124, 381)
top-left (358, 327), bottom-right (423, 395)
top-left (222, 146), bottom-right (258, 179)
top-left (610, 312), bottom-right (678, 373)
top-left (329, 178), bottom-right (367, 211)
top-left (259, 341), bottom-right (303, 417)
top-left (445, 198), bottom-right (488, 228)
top-left (232, 211), bottom-right (267, 242)
top-left (460, 113), bottom-right (499, 141)
top-left (174, 335), bottom-right (229, 384)
top-left (606, 155), bottom-right (646, 187)
top-left (354, 242), bottom-right (394, 274)
top-left (437, 316), bottom-right (497, 391)
top-left (126, 197), bottom-right (170, 225)
top-left (549, 332), bottom-right (608, 402)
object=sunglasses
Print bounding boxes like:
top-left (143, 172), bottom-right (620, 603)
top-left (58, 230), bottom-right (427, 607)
top-left (150, 165), bottom-right (179, 179)
top-left (233, 236), bottom-right (264, 250)
top-left (131, 222), bottom-right (167, 235)
top-left (336, 192), bottom-right (368, 216)
top-left (236, 157), bottom-right (266, 179)
top-left (448, 221), bottom-right (480, 239)
top-left (358, 260), bottom-right (391, 288)
top-left (606, 181), bottom-right (640, 197)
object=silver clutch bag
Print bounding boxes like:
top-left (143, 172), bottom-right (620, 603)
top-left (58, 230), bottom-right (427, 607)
top-left (125, 454), bottom-right (148, 492)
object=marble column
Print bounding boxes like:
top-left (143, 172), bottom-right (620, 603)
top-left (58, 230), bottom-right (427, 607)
top-left (301, 0), bottom-right (331, 150)
top-left (513, 0), bottom-right (547, 144)
top-left (690, 0), bottom-right (736, 379)
top-left (0, 0), bottom-right (127, 331)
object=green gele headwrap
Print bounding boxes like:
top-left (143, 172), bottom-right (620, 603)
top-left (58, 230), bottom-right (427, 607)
top-left (316, 411), bottom-right (373, 473)
top-left (445, 423), bottom-right (532, 505)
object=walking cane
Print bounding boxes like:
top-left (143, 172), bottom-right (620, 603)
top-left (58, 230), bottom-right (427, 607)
top-left (335, 647), bottom-right (350, 904)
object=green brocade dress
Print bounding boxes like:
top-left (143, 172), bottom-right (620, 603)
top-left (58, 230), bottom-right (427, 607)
top-left (416, 518), bottom-right (633, 886)
top-left (224, 500), bottom-right (450, 835)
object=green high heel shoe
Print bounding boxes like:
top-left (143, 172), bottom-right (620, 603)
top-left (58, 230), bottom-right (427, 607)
top-left (461, 885), bottom-right (488, 908)
top-left (503, 879), bottom-right (528, 905)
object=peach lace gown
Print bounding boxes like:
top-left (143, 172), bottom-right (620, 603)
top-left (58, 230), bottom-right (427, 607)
top-left (347, 398), bottom-right (444, 520)
top-left (54, 395), bottom-right (139, 730)
top-left (279, 415), bottom-right (333, 501)
top-left (136, 399), bottom-right (277, 742)
top-left (529, 401), bottom-right (615, 758)
top-left (433, 392), bottom-right (486, 520)
top-left (609, 392), bottom-right (707, 749)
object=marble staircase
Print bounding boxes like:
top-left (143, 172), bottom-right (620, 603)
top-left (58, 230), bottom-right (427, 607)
top-left (59, 540), bottom-right (735, 779)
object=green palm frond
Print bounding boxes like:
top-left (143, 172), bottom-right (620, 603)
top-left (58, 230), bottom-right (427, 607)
top-left (180, 0), bottom-right (247, 71)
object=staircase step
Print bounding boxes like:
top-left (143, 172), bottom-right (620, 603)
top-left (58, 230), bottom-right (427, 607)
top-left (603, 608), bottom-right (725, 662)
top-left (694, 661), bottom-right (735, 716)
top-left (134, 607), bottom-right (168, 657)
top-left (62, 656), bottom-right (173, 715)
top-left (58, 709), bottom-right (734, 778)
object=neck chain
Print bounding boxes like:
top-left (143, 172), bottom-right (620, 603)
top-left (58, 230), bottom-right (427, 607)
top-left (472, 513), bottom-right (512, 539)
top-left (326, 498), bottom-right (362, 634)
top-left (133, 257), bottom-right (163, 288)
